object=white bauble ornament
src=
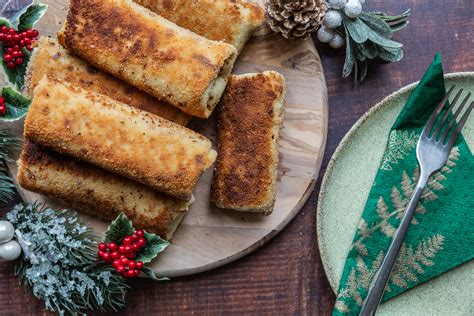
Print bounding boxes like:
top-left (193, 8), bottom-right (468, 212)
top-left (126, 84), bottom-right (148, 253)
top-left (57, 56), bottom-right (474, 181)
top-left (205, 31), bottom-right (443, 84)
top-left (323, 10), bottom-right (342, 29)
top-left (317, 26), bottom-right (335, 43)
top-left (0, 240), bottom-right (22, 261)
top-left (344, 0), bottom-right (362, 18)
top-left (0, 220), bottom-right (14, 244)
top-left (329, 34), bottom-right (345, 49)
top-left (328, 0), bottom-right (347, 10)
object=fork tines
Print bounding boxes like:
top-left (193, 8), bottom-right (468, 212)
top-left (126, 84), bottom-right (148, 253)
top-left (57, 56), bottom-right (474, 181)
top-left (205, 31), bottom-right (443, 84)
top-left (422, 85), bottom-right (473, 147)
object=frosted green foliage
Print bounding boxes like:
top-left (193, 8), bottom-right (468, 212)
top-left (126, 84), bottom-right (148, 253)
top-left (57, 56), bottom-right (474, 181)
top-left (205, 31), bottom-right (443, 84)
top-left (6, 203), bottom-right (129, 315)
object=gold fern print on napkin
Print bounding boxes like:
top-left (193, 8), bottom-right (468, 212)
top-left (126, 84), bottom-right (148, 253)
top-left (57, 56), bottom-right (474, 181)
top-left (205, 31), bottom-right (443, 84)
top-left (387, 234), bottom-right (444, 291)
top-left (335, 147), bottom-right (459, 314)
top-left (381, 130), bottom-right (419, 171)
top-left (352, 147), bottom-right (458, 256)
top-left (335, 235), bottom-right (445, 312)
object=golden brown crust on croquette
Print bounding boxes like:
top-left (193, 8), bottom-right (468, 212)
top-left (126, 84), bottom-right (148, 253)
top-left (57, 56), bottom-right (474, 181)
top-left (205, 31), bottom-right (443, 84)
top-left (26, 37), bottom-right (190, 125)
top-left (61, 0), bottom-right (237, 118)
top-left (24, 75), bottom-right (216, 200)
top-left (18, 140), bottom-right (190, 239)
top-left (211, 71), bottom-right (286, 214)
top-left (133, 0), bottom-right (264, 52)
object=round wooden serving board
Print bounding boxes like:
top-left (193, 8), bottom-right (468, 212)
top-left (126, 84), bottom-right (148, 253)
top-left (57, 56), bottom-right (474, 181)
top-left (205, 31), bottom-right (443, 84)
top-left (2, 0), bottom-right (328, 277)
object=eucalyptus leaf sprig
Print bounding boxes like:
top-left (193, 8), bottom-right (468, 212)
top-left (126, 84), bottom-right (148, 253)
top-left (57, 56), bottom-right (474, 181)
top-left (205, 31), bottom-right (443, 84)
top-left (342, 9), bottom-right (410, 82)
top-left (318, 0), bottom-right (410, 83)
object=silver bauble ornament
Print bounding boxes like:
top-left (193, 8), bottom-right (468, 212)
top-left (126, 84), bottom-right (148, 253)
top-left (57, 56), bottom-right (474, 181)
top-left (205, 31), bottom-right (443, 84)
top-left (323, 10), bottom-right (342, 29)
top-left (317, 26), bottom-right (335, 43)
top-left (0, 240), bottom-right (22, 261)
top-left (329, 34), bottom-right (345, 49)
top-left (328, 0), bottom-right (347, 10)
top-left (0, 220), bottom-right (14, 244)
top-left (344, 0), bottom-right (362, 18)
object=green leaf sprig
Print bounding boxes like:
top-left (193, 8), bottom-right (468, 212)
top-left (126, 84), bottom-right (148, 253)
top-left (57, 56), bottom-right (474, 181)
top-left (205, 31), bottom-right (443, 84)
top-left (7, 203), bottom-right (129, 315)
top-left (341, 9), bottom-right (410, 83)
top-left (1, 1), bottom-right (48, 90)
top-left (1, 86), bottom-right (31, 121)
top-left (104, 213), bottom-right (170, 280)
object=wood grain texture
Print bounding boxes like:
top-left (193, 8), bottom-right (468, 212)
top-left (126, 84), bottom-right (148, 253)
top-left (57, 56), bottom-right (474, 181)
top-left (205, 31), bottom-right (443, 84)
top-left (0, 0), bottom-right (473, 315)
top-left (4, 0), bottom-right (327, 277)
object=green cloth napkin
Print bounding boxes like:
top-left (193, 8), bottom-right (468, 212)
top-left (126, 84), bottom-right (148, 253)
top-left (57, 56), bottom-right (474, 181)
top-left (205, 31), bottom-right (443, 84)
top-left (333, 53), bottom-right (474, 315)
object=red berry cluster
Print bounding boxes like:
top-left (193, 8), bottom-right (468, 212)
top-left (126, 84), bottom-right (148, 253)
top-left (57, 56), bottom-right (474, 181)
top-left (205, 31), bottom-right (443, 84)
top-left (98, 230), bottom-right (147, 278)
top-left (0, 97), bottom-right (5, 116)
top-left (0, 26), bottom-right (38, 69)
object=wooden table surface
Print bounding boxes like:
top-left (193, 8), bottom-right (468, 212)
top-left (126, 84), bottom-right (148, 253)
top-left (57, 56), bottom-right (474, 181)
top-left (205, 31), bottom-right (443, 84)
top-left (0, 0), bottom-right (473, 315)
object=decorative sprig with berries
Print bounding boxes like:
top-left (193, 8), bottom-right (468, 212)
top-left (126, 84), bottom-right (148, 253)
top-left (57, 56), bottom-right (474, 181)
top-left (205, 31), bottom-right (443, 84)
top-left (0, 0), bottom-right (46, 120)
top-left (98, 213), bottom-right (169, 280)
top-left (316, 0), bottom-right (410, 83)
top-left (0, 130), bottom-right (169, 314)
top-left (2, 204), bottom-right (170, 315)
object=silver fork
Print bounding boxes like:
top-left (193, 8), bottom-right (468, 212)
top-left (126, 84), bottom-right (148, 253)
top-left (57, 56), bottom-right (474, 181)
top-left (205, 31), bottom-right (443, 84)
top-left (360, 86), bottom-right (473, 316)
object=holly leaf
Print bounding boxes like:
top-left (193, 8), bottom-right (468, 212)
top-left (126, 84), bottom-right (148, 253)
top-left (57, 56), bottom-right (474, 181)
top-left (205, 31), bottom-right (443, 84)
top-left (104, 213), bottom-right (134, 243)
top-left (141, 267), bottom-right (169, 281)
top-left (0, 18), bottom-right (13, 28)
top-left (10, 1), bottom-right (48, 31)
top-left (135, 231), bottom-right (169, 264)
top-left (0, 42), bottom-right (31, 90)
top-left (1, 87), bottom-right (31, 121)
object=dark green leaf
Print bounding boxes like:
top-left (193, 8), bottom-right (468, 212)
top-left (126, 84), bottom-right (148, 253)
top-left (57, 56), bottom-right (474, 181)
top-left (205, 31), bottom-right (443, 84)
top-left (356, 42), bottom-right (378, 59)
top-left (1, 87), bottom-right (31, 121)
top-left (344, 17), bottom-right (370, 43)
top-left (0, 128), bottom-right (20, 202)
top-left (0, 42), bottom-right (31, 90)
top-left (0, 128), bottom-right (20, 163)
top-left (367, 30), bottom-right (403, 48)
top-left (135, 231), bottom-right (169, 264)
top-left (354, 46), bottom-right (366, 62)
top-left (141, 267), bottom-right (168, 281)
top-left (353, 59), bottom-right (358, 85)
top-left (389, 21), bottom-right (410, 32)
top-left (0, 18), bottom-right (12, 28)
top-left (104, 213), bottom-right (134, 243)
top-left (359, 59), bottom-right (368, 82)
top-left (342, 25), bottom-right (355, 78)
top-left (10, 1), bottom-right (48, 31)
top-left (359, 13), bottom-right (393, 38)
top-left (372, 9), bottom-right (411, 23)
top-left (0, 175), bottom-right (16, 203)
top-left (18, 4), bottom-right (48, 31)
top-left (378, 46), bottom-right (404, 62)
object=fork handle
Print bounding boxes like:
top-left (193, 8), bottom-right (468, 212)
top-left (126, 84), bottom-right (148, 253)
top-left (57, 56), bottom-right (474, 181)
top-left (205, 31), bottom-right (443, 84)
top-left (360, 172), bottom-right (430, 316)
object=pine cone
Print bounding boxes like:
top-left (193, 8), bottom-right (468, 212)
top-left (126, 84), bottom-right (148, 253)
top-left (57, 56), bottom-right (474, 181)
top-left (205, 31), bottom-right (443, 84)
top-left (265, 0), bottom-right (326, 41)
